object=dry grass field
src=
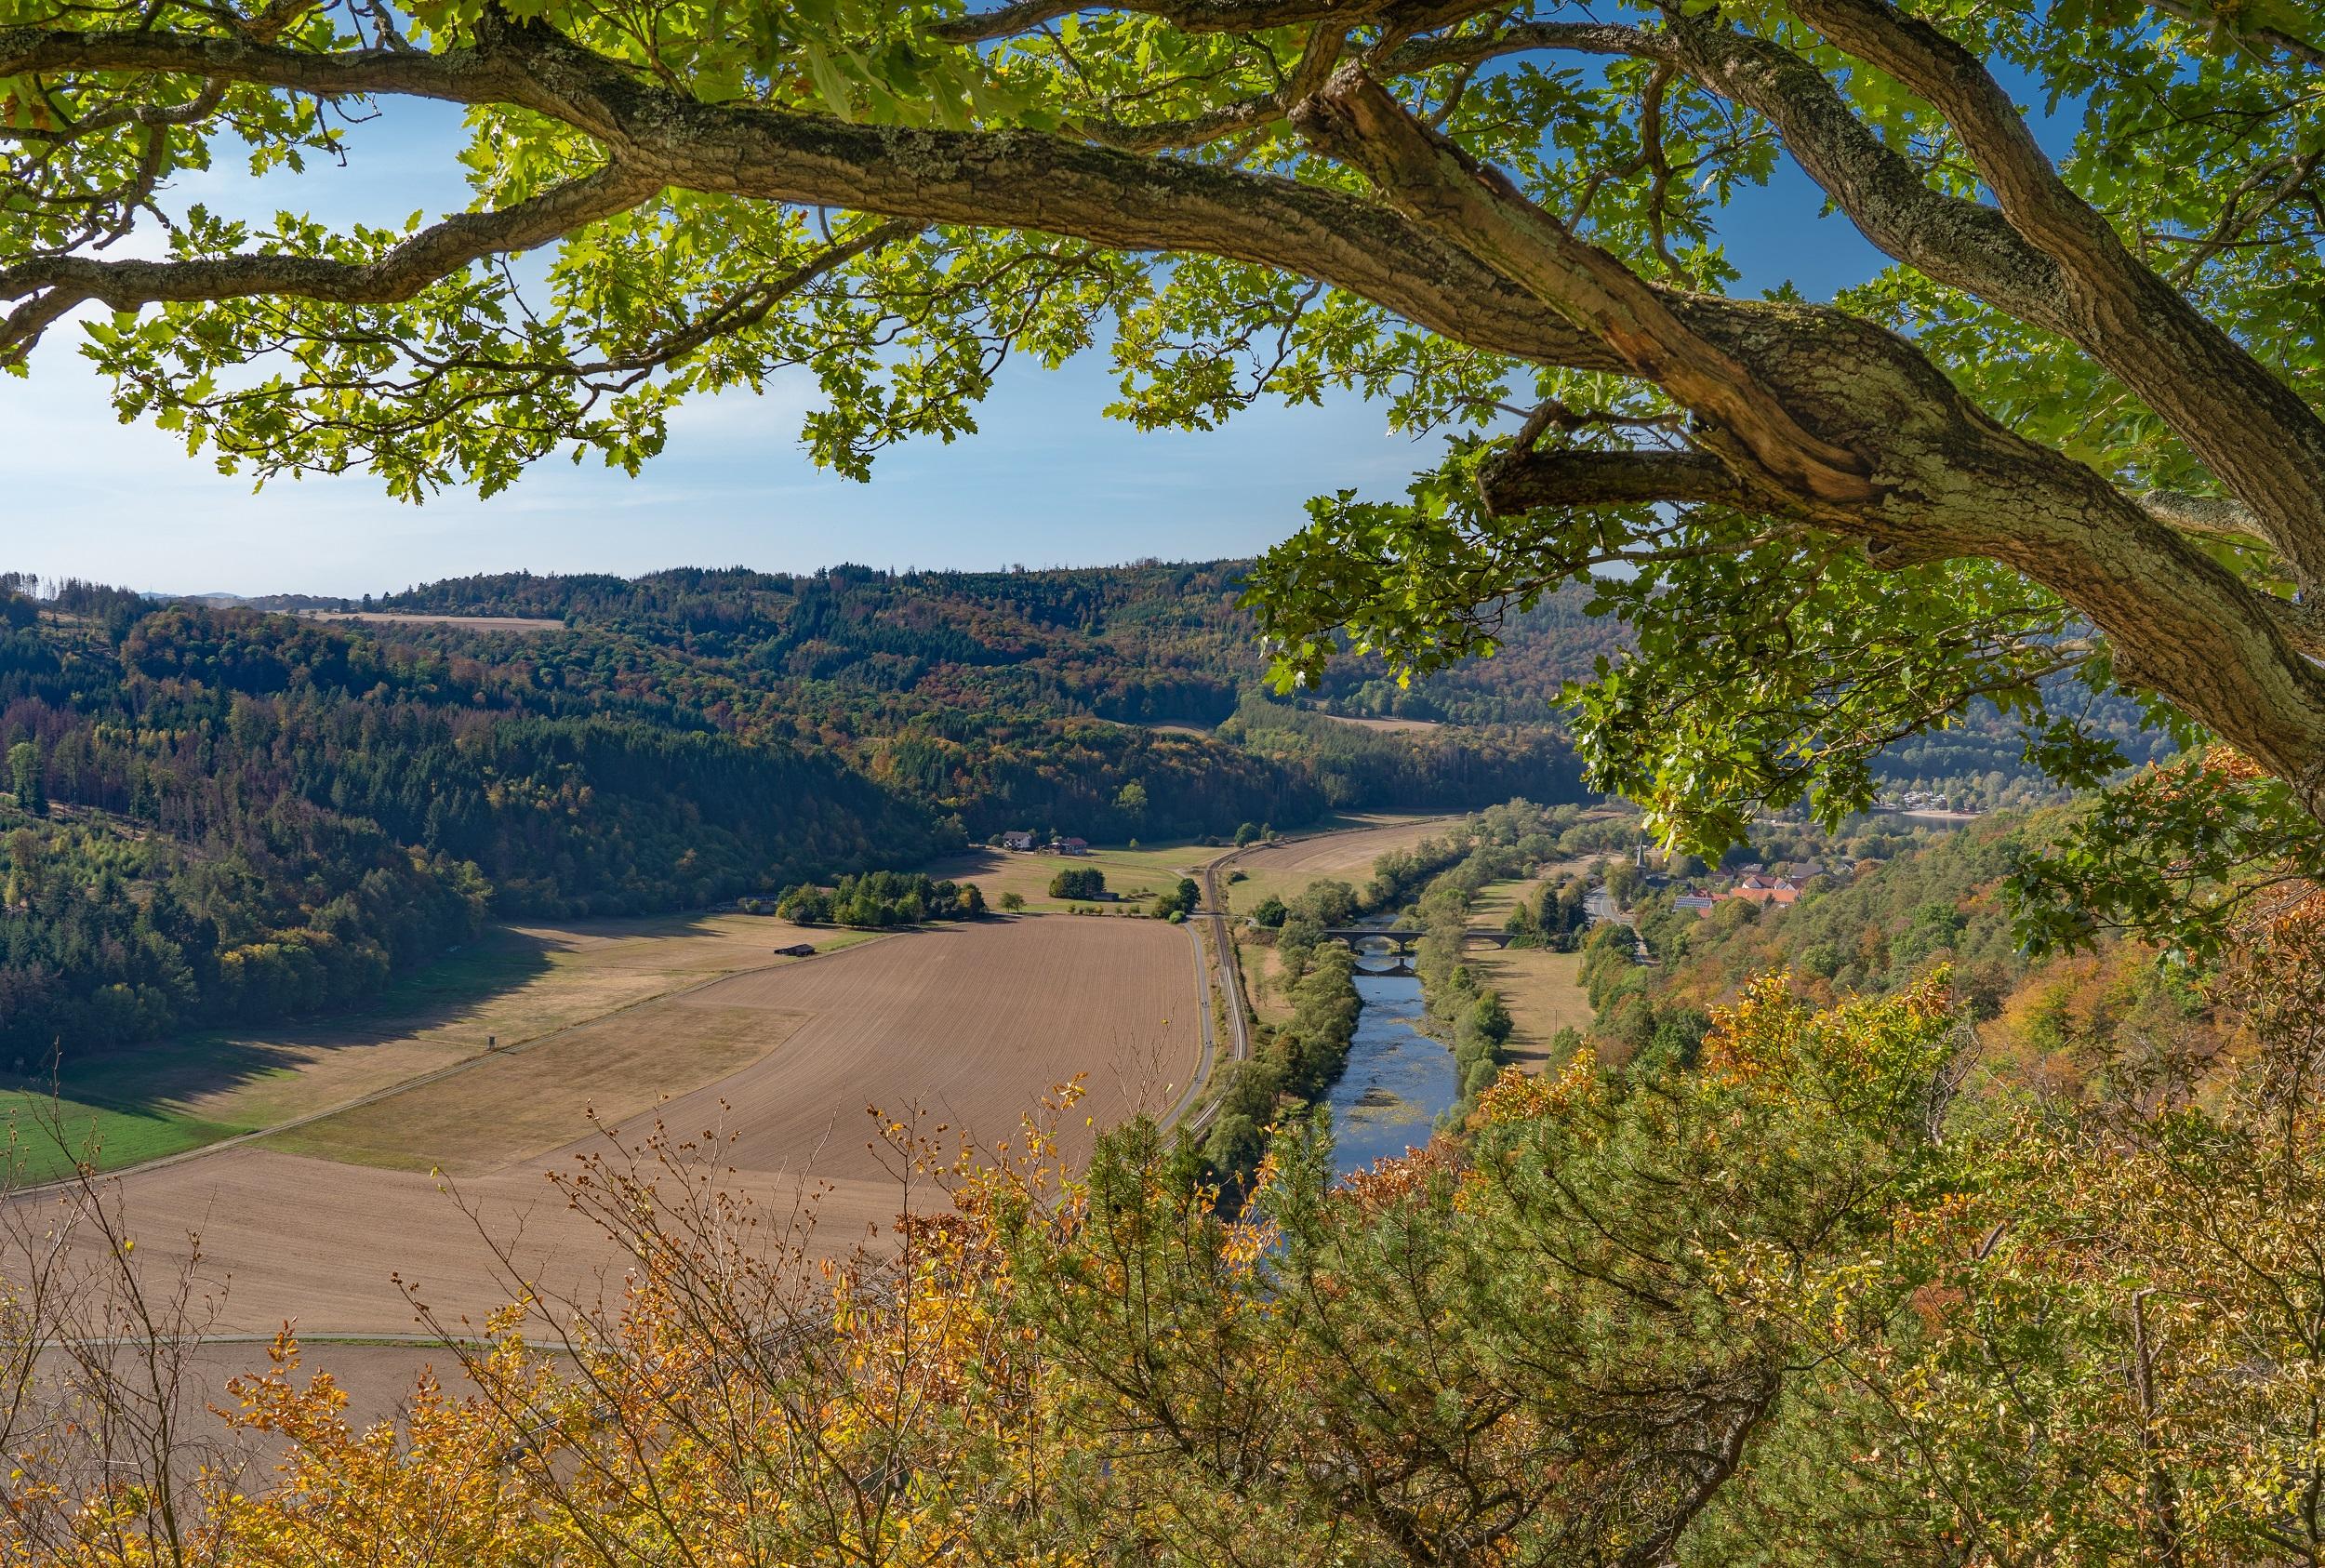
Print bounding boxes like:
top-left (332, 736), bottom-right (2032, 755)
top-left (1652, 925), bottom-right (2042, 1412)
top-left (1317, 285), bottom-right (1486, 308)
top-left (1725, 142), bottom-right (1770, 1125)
top-left (1242, 937), bottom-right (1297, 1025)
top-left (36, 917), bottom-right (1203, 1337)
top-left (1307, 711), bottom-right (1442, 732)
top-left (1468, 948), bottom-right (1594, 1074)
top-left (262, 1003), bottom-right (817, 1175)
top-left (188, 914), bottom-right (854, 1129)
top-left (1224, 814), bottom-right (1454, 915)
top-left (1461, 867), bottom-right (1597, 1074)
top-left (920, 843), bottom-right (1219, 914)
top-left (3, 914), bottom-right (852, 1183)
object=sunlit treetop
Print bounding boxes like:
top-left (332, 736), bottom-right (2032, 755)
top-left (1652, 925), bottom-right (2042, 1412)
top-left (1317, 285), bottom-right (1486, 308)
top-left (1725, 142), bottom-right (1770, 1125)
top-left (7, 0), bottom-right (2325, 942)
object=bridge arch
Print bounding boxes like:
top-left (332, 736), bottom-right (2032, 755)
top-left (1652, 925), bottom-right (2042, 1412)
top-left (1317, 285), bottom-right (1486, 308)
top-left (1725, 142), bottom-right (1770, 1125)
top-left (1316, 926), bottom-right (1517, 952)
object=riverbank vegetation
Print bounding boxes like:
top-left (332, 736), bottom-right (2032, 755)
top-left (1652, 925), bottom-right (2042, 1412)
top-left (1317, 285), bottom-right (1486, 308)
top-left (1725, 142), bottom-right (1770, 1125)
top-left (1369, 800), bottom-right (1607, 1112)
top-left (1200, 927), bottom-right (1362, 1191)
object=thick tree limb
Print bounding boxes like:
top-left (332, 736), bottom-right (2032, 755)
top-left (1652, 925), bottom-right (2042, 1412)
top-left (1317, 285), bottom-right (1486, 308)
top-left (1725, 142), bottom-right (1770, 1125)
top-left (2140, 491), bottom-right (2272, 545)
top-left (14, 14), bottom-right (2325, 817)
top-left (0, 27), bottom-right (512, 102)
top-left (485, 24), bottom-right (1635, 377)
top-left (1477, 446), bottom-right (1764, 517)
top-left (1076, 91), bottom-right (1291, 153)
top-left (0, 22), bottom-right (1633, 376)
top-left (1786, 0), bottom-right (2120, 272)
top-left (0, 161), bottom-right (659, 360)
top-left (1291, 64), bottom-right (1874, 505)
top-left (1654, 13), bottom-right (2063, 312)
top-left (1783, 0), bottom-right (2325, 590)
top-left (481, 34), bottom-right (2325, 778)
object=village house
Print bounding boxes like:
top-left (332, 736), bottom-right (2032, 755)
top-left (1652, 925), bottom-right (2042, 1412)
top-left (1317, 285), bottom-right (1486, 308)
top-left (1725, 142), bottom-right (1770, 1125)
top-left (1052, 836), bottom-right (1091, 856)
top-left (1000, 831), bottom-right (1038, 851)
top-left (1724, 876), bottom-right (1804, 908)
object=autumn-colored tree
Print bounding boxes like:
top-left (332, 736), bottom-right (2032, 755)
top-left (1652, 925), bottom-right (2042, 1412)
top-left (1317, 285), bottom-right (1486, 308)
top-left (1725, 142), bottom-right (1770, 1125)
top-left (22, 934), bottom-right (2325, 1563)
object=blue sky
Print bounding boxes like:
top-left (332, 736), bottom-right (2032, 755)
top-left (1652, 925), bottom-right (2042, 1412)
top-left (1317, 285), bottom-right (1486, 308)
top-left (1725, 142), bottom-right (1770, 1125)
top-left (5, 100), bottom-right (1889, 598)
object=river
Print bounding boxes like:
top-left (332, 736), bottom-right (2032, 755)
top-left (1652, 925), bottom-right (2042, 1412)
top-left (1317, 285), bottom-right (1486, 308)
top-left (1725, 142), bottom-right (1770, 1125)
top-left (1321, 961), bottom-right (1462, 1180)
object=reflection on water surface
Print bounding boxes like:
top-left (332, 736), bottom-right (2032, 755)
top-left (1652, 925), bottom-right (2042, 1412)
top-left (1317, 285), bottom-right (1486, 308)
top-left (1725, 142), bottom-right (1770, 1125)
top-left (1322, 964), bottom-right (1459, 1180)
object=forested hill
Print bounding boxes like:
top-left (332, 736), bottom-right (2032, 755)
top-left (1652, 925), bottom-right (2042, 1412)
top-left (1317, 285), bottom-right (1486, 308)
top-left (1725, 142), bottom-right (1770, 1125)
top-left (369, 564), bottom-right (2171, 813)
top-left (0, 584), bottom-right (956, 1058)
top-left (2, 557), bottom-right (2167, 1061)
top-left (371, 562), bottom-right (1622, 728)
top-left (1586, 809), bottom-right (2223, 1096)
top-left (0, 569), bottom-right (1595, 1058)
top-left (360, 563), bottom-right (1598, 829)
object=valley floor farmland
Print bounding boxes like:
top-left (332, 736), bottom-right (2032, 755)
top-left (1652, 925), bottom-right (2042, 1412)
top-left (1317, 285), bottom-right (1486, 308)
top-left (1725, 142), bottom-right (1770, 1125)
top-left (1, 913), bottom-right (861, 1184)
top-left (920, 841), bottom-right (1220, 913)
top-left (18, 917), bottom-right (1202, 1338)
top-left (1467, 864), bottom-right (1600, 1074)
top-left (1225, 813), bottom-right (1454, 915)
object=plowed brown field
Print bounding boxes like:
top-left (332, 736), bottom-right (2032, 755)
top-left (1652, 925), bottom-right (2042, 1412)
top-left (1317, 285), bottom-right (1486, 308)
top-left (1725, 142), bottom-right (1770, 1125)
top-left (1227, 815), bottom-right (1454, 913)
top-left (26, 917), bottom-right (1202, 1339)
top-left (1235, 815), bottom-right (1454, 875)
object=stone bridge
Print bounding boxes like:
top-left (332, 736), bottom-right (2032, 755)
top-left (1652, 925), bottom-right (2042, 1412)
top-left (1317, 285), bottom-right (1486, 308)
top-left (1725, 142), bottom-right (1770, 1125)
top-left (1320, 927), bottom-right (1515, 954)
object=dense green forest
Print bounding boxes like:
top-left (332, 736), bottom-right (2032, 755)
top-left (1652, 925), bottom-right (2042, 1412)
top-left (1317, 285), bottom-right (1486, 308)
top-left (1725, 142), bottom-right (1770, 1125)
top-left (361, 564), bottom-right (1595, 830)
top-left (379, 561), bottom-right (2146, 814)
top-left (0, 587), bottom-right (950, 1060)
top-left (368, 563), bottom-right (1619, 727)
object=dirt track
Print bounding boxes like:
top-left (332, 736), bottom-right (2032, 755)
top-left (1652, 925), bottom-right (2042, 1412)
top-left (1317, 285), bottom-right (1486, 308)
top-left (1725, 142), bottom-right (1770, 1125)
top-left (1308, 711), bottom-right (1442, 733)
top-left (21, 918), bottom-right (1202, 1340)
top-left (299, 610), bottom-right (566, 632)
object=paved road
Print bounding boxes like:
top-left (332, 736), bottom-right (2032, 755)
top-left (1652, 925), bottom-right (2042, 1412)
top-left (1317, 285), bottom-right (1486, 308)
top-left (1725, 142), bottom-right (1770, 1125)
top-left (1200, 852), bottom-right (1254, 1066)
top-left (1161, 920), bottom-right (1220, 1130)
top-left (1585, 883), bottom-right (1653, 963)
top-left (1180, 846), bottom-right (1257, 1136)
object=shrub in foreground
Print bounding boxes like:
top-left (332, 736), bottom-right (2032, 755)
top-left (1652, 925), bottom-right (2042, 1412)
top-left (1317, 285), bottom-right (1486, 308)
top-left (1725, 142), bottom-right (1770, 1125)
top-left (17, 936), bottom-right (2325, 1563)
